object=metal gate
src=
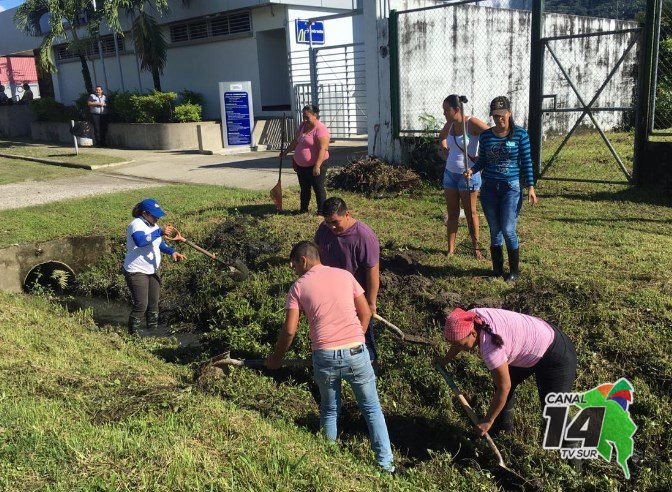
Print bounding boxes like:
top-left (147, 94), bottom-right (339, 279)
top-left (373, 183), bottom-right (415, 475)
top-left (538, 25), bottom-right (642, 183)
top-left (289, 42), bottom-right (367, 140)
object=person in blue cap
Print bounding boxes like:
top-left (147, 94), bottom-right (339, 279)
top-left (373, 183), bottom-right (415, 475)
top-left (123, 198), bottom-right (186, 334)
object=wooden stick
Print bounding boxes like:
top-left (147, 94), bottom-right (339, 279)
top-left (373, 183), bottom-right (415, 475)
top-left (434, 362), bottom-right (506, 467)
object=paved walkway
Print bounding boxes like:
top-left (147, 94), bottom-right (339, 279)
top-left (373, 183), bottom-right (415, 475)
top-left (0, 142), bottom-right (367, 210)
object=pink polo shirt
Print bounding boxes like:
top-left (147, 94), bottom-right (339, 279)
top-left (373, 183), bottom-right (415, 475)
top-left (473, 308), bottom-right (555, 371)
top-left (294, 121), bottom-right (330, 167)
top-left (285, 264), bottom-right (366, 350)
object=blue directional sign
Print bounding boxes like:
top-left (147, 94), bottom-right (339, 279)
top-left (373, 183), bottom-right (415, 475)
top-left (296, 20), bottom-right (325, 45)
top-left (224, 92), bottom-right (252, 146)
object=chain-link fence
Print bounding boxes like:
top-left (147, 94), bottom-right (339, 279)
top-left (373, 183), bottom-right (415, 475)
top-left (392, 1), bottom-right (523, 136)
top-left (652, 0), bottom-right (672, 132)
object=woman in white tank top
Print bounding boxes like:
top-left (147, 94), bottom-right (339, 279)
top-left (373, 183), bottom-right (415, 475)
top-left (439, 95), bottom-right (490, 258)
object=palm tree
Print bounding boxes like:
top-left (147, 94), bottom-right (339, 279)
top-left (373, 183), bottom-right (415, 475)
top-left (15, 0), bottom-right (95, 94)
top-left (102, 1), bottom-right (191, 92)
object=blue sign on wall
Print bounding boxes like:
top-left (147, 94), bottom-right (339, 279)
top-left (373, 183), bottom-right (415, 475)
top-left (295, 20), bottom-right (325, 45)
top-left (224, 92), bottom-right (252, 146)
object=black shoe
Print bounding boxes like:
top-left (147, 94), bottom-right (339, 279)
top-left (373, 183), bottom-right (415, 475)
top-left (506, 248), bottom-right (520, 282)
top-left (128, 316), bottom-right (142, 335)
top-left (146, 311), bottom-right (159, 330)
top-left (490, 246), bottom-right (504, 278)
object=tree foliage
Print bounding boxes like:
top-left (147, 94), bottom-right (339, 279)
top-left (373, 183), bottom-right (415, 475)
top-left (14, 0), bottom-right (96, 93)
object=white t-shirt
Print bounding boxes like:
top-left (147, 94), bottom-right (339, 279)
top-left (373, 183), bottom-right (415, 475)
top-left (445, 119), bottom-right (480, 174)
top-left (123, 218), bottom-right (163, 274)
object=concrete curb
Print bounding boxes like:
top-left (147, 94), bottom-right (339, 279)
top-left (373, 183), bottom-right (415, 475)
top-left (0, 152), bottom-right (132, 171)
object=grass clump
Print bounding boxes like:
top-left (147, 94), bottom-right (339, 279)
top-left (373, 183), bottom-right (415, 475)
top-left (328, 156), bottom-right (422, 196)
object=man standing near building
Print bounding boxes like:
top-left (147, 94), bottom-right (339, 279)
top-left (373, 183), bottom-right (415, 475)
top-left (0, 85), bottom-right (9, 105)
top-left (20, 83), bottom-right (33, 104)
top-left (88, 85), bottom-right (109, 147)
top-left (266, 241), bottom-right (394, 473)
top-left (314, 197), bottom-right (381, 362)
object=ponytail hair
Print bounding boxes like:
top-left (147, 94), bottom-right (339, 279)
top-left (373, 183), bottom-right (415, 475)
top-left (132, 202), bottom-right (143, 218)
top-left (474, 317), bottom-right (504, 348)
top-left (444, 94), bottom-right (460, 110)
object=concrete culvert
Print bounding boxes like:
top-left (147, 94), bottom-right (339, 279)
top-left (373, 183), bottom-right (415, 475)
top-left (23, 261), bottom-right (76, 293)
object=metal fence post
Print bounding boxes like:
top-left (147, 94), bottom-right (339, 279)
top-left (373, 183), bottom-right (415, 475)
top-left (528, 0), bottom-right (545, 181)
top-left (389, 9), bottom-right (400, 139)
top-left (633, 0), bottom-right (660, 185)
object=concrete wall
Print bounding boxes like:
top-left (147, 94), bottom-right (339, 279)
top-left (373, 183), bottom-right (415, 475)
top-left (30, 120), bottom-right (222, 150)
top-left (0, 105), bottom-right (36, 138)
top-left (365, 1), bottom-right (639, 163)
top-left (0, 236), bottom-right (109, 294)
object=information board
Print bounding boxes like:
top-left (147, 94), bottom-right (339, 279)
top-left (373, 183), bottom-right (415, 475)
top-left (219, 81), bottom-right (254, 148)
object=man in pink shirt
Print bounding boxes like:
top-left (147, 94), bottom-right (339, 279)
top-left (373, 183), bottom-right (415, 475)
top-left (266, 241), bottom-right (394, 472)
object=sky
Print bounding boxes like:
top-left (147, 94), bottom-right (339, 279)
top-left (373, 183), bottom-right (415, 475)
top-left (0, 0), bottom-right (24, 14)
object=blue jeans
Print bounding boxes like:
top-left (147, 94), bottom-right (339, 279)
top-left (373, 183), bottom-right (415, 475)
top-left (312, 345), bottom-right (394, 471)
top-left (479, 179), bottom-right (523, 249)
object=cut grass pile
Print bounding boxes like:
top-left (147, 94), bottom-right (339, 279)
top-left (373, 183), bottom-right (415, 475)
top-left (0, 139), bottom-right (125, 167)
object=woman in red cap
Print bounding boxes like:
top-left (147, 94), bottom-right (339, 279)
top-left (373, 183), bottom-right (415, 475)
top-left (437, 307), bottom-right (576, 435)
top-left (123, 198), bottom-right (186, 334)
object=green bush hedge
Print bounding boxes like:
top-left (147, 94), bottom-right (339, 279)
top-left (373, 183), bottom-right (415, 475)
top-left (37, 90), bottom-right (205, 124)
top-left (173, 103), bottom-right (202, 123)
top-left (29, 98), bottom-right (77, 122)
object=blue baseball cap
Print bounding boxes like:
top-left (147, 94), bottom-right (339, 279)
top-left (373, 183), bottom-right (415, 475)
top-left (139, 198), bottom-right (166, 218)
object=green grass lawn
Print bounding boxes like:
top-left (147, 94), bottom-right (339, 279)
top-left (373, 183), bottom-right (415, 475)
top-left (0, 131), bottom-right (670, 490)
top-left (0, 156), bottom-right (88, 185)
top-left (0, 139), bottom-right (125, 167)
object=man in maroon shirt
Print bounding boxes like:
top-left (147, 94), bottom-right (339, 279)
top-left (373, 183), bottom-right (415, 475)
top-left (314, 197), bottom-right (380, 361)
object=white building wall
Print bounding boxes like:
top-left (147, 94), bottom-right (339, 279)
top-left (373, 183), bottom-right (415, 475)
top-left (286, 7), bottom-right (363, 136)
top-left (1, 1), bottom-right (358, 120)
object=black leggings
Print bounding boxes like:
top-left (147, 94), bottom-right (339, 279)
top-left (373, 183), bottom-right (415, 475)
top-left (296, 164), bottom-right (327, 214)
top-left (494, 325), bottom-right (577, 429)
top-left (124, 271), bottom-right (161, 319)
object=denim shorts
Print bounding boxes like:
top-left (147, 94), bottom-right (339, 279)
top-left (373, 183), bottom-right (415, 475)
top-left (443, 170), bottom-right (482, 191)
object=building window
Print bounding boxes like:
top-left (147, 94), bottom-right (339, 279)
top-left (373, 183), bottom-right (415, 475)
top-left (54, 35), bottom-right (125, 62)
top-left (169, 10), bottom-right (252, 44)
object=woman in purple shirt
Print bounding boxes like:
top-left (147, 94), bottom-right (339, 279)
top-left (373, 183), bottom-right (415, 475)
top-left (437, 307), bottom-right (576, 436)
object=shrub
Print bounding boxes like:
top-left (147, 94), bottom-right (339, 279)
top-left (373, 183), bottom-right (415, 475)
top-left (131, 91), bottom-right (176, 123)
top-left (107, 91), bottom-right (135, 123)
top-left (173, 103), bottom-right (202, 123)
top-left (179, 89), bottom-right (205, 108)
top-left (29, 97), bottom-right (77, 122)
top-left (327, 156), bottom-right (422, 196)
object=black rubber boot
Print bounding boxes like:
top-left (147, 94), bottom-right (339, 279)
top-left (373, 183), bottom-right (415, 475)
top-left (506, 248), bottom-right (520, 282)
top-left (127, 315), bottom-right (142, 335)
top-left (490, 246), bottom-right (504, 278)
top-left (146, 311), bottom-right (159, 331)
